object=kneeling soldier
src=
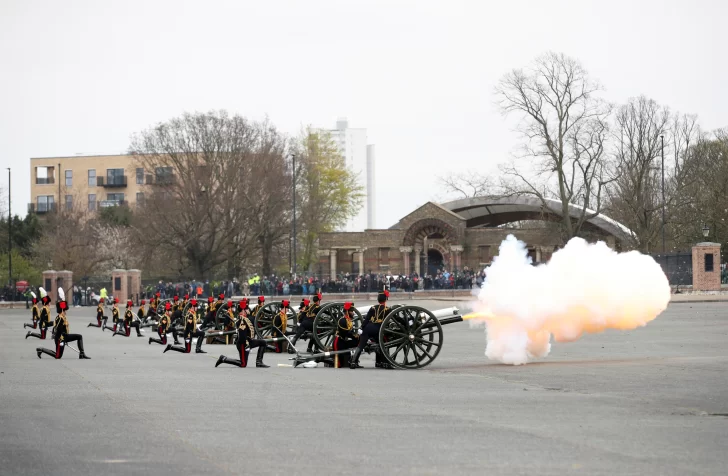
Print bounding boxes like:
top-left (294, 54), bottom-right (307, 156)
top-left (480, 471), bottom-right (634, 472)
top-left (333, 302), bottom-right (360, 368)
top-left (164, 299), bottom-right (207, 354)
top-left (215, 305), bottom-right (269, 368)
top-left (37, 288), bottom-right (90, 359)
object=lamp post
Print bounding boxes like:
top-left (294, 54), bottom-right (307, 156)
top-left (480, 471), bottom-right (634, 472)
top-left (702, 224), bottom-right (710, 239)
top-left (661, 135), bottom-right (666, 253)
top-left (291, 154), bottom-right (297, 277)
top-left (7, 168), bottom-right (11, 294)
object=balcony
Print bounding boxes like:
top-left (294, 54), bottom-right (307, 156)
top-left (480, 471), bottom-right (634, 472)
top-left (28, 203), bottom-right (57, 214)
top-left (98, 200), bottom-right (127, 208)
top-left (97, 176), bottom-right (127, 188)
top-left (35, 177), bottom-right (55, 185)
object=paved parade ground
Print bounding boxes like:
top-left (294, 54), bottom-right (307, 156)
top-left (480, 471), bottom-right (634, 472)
top-left (1, 299), bottom-right (727, 475)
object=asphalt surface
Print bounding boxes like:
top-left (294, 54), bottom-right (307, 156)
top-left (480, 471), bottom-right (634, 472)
top-left (1, 299), bottom-right (726, 476)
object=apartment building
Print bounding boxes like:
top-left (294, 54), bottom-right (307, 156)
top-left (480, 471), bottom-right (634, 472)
top-left (28, 154), bottom-right (164, 214)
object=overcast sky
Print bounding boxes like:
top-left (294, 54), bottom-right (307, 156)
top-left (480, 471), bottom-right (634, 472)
top-left (1, 0), bottom-right (726, 227)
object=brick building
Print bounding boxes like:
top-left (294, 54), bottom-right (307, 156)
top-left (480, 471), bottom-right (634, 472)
top-left (317, 197), bottom-right (632, 277)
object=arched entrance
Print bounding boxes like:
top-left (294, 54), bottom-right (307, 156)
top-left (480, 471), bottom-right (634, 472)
top-left (427, 249), bottom-right (443, 275)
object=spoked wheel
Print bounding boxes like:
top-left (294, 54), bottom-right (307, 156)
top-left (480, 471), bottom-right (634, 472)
top-left (379, 305), bottom-right (443, 369)
top-left (254, 302), bottom-right (297, 339)
top-left (156, 299), bottom-right (171, 315)
top-left (313, 302), bottom-right (362, 350)
top-left (215, 303), bottom-right (232, 329)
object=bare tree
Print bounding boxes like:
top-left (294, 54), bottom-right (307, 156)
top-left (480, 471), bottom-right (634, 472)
top-left (495, 52), bottom-right (614, 241)
top-left (438, 171), bottom-right (495, 199)
top-left (130, 111), bottom-right (280, 279)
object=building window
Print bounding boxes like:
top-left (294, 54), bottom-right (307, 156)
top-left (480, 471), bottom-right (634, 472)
top-left (705, 253), bottom-right (714, 272)
top-left (37, 195), bottom-right (55, 212)
top-left (65, 195), bottom-right (73, 211)
top-left (136, 192), bottom-right (145, 206)
top-left (35, 166), bottom-right (55, 185)
top-left (65, 170), bottom-right (72, 187)
top-left (106, 168), bottom-right (126, 186)
top-left (88, 194), bottom-right (96, 211)
top-left (88, 169), bottom-right (96, 186)
top-left (136, 168), bottom-right (144, 184)
top-left (107, 193), bottom-right (124, 202)
top-left (155, 166), bottom-right (173, 184)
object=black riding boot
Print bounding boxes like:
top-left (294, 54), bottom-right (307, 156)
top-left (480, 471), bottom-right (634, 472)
top-left (256, 345), bottom-right (268, 368)
top-left (37, 347), bottom-right (56, 359)
top-left (350, 346), bottom-right (364, 369)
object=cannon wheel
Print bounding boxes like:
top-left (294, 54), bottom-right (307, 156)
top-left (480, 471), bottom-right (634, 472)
top-left (254, 302), bottom-right (297, 339)
top-left (156, 299), bottom-right (172, 315)
top-left (379, 305), bottom-right (443, 369)
top-left (215, 303), bottom-right (233, 329)
top-left (312, 302), bottom-right (362, 350)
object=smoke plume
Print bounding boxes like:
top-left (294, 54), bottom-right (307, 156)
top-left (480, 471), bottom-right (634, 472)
top-left (467, 234), bottom-right (670, 365)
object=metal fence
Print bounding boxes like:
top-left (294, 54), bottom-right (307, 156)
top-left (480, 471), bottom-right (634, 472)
top-left (650, 252), bottom-right (693, 286)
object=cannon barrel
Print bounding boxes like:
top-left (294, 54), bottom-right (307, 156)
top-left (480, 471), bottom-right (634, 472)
top-left (437, 315), bottom-right (464, 326)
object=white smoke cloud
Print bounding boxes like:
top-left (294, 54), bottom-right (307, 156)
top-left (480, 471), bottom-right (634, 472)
top-left (470, 234), bottom-right (670, 365)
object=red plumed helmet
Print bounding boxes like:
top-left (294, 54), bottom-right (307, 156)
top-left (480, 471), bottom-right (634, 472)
top-left (219, 293), bottom-right (224, 300)
top-left (184, 294), bottom-right (189, 299)
top-left (141, 300), bottom-right (146, 305)
top-left (208, 296), bottom-right (214, 303)
top-left (303, 299), bottom-right (310, 306)
top-left (241, 298), bottom-right (249, 306)
top-left (384, 290), bottom-right (390, 298)
top-left (282, 299), bottom-right (290, 308)
top-left (190, 299), bottom-right (198, 306)
top-left (165, 302), bottom-right (171, 311)
top-left (99, 298), bottom-right (104, 304)
top-left (59, 301), bottom-right (68, 311)
top-left (114, 298), bottom-right (119, 304)
top-left (173, 295), bottom-right (179, 301)
top-left (258, 296), bottom-right (265, 302)
top-left (156, 292), bottom-right (161, 297)
top-left (343, 302), bottom-right (353, 310)
top-left (126, 300), bottom-right (133, 307)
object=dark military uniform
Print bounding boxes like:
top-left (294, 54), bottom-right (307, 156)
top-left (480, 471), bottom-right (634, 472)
top-left (87, 302), bottom-right (104, 328)
top-left (27, 301), bottom-right (52, 340)
top-left (290, 299), bottom-right (319, 353)
top-left (333, 312), bottom-right (359, 368)
top-left (270, 307), bottom-right (288, 353)
top-left (24, 300), bottom-right (40, 329)
top-left (214, 314), bottom-right (268, 368)
top-left (164, 307), bottom-right (206, 354)
top-left (149, 312), bottom-right (171, 346)
top-left (102, 304), bottom-right (120, 332)
top-left (36, 299), bottom-right (90, 360)
top-left (114, 305), bottom-right (142, 337)
top-left (350, 291), bottom-right (389, 369)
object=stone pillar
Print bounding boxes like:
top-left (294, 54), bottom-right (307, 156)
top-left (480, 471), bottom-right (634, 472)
top-left (111, 269), bottom-right (128, 303)
top-left (536, 247), bottom-right (542, 263)
top-left (316, 250), bottom-right (330, 277)
top-left (330, 250), bottom-right (337, 279)
top-left (450, 245), bottom-right (463, 270)
top-left (128, 269), bottom-right (142, 302)
top-left (41, 270), bottom-right (58, 302)
top-left (358, 248), bottom-right (367, 276)
top-left (400, 246), bottom-right (412, 275)
top-left (414, 246), bottom-right (422, 275)
top-left (56, 270), bottom-right (73, 303)
top-left (692, 242), bottom-right (722, 291)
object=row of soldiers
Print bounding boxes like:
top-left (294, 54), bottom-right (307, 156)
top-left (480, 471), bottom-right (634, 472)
top-left (22, 286), bottom-right (392, 370)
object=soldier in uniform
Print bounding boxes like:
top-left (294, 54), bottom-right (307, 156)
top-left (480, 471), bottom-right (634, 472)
top-left (350, 290), bottom-right (390, 369)
top-left (170, 295), bottom-right (182, 327)
top-left (137, 299), bottom-right (146, 323)
top-left (164, 299), bottom-right (207, 354)
top-left (102, 298), bottom-right (120, 332)
top-left (23, 292), bottom-right (40, 329)
top-left (270, 299), bottom-right (290, 353)
top-left (200, 296), bottom-right (217, 330)
top-left (113, 300), bottom-right (143, 337)
top-left (147, 292), bottom-right (160, 321)
top-left (26, 288), bottom-right (52, 340)
top-left (149, 302), bottom-right (172, 346)
top-left (214, 304), bottom-right (269, 368)
top-left (250, 296), bottom-right (265, 326)
top-left (87, 298), bottom-right (105, 328)
top-left (333, 302), bottom-right (359, 368)
top-left (290, 291), bottom-right (322, 353)
top-left (36, 288), bottom-right (91, 360)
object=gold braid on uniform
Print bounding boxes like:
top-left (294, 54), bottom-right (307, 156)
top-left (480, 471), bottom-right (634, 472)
top-left (337, 316), bottom-right (353, 335)
top-left (239, 316), bottom-right (254, 339)
top-left (278, 310), bottom-right (287, 332)
top-left (371, 305), bottom-right (388, 324)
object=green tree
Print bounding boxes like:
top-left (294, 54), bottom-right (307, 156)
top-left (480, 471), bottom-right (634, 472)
top-left (0, 249), bottom-right (42, 285)
top-left (295, 129), bottom-right (364, 272)
top-left (0, 213), bottom-right (43, 257)
top-left (98, 205), bottom-right (133, 227)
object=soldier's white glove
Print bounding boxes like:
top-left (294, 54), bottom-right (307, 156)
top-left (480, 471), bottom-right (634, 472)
top-left (357, 329), bottom-right (363, 335)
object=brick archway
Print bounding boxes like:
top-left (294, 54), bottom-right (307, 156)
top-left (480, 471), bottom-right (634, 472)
top-left (402, 218), bottom-right (456, 247)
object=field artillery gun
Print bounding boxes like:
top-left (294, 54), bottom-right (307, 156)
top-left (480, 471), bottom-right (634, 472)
top-left (290, 304), bottom-right (463, 369)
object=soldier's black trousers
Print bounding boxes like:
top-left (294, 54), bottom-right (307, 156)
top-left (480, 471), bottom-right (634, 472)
top-left (218, 338), bottom-right (266, 367)
top-left (356, 323), bottom-right (381, 349)
top-left (114, 321), bottom-right (142, 337)
top-left (149, 326), bottom-right (168, 345)
top-left (39, 334), bottom-right (85, 359)
top-left (88, 316), bottom-right (103, 328)
top-left (24, 318), bottom-right (38, 329)
top-left (167, 330), bottom-right (204, 353)
top-left (28, 321), bottom-right (51, 339)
